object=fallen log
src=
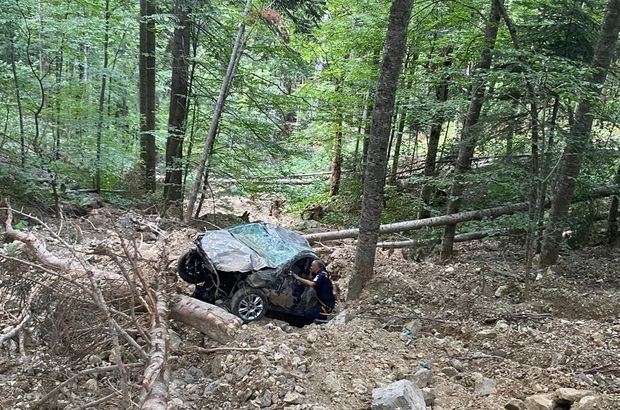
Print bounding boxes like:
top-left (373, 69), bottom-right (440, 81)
top-left (3, 208), bottom-right (127, 285)
top-left (304, 202), bottom-right (530, 244)
top-left (2, 206), bottom-right (242, 344)
top-left (304, 185), bottom-right (620, 244)
top-left (170, 295), bottom-right (242, 344)
top-left (377, 229), bottom-right (525, 248)
top-left (139, 290), bottom-right (171, 410)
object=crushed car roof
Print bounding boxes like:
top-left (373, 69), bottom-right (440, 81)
top-left (197, 222), bottom-right (315, 273)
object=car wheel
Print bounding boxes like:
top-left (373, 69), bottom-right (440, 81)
top-left (177, 250), bottom-right (209, 284)
top-left (231, 288), bottom-right (268, 322)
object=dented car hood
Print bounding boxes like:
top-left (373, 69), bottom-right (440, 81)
top-left (196, 222), bottom-right (314, 273)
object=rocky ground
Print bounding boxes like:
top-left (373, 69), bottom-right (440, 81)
top-left (1, 195), bottom-right (620, 409)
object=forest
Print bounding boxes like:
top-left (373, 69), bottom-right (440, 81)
top-left (2, 0), bottom-right (620, 266)
top-left (2, 0), bottom-right (620, 408)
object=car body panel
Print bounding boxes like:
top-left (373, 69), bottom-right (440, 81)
top-left (182, 222), bottom-right (319, 320)
top-left (196, 222), bottom-right (315, 272)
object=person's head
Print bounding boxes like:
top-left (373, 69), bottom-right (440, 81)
top-left (310, 259), bottom-right (326, 276)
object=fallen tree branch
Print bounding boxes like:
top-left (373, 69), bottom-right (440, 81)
top-left (357, 315), bottom-right (449, 324)
top-left (304, 185), bottom-right (620, 244)
top-left (197, 346), bottom-right (261, 354)
top-left (31, 363), bottom-right (143, 409)
top-left (139, 290), bottom-right (171, 410)
top-left (582, 364), bottom-right (614, 374)
top-left (304, 202), bottom-right (531, 243)
top-left (0, 310), bottom-right (31, 347)
top-left (484, 312), bottom-right (552, 324)
top-left (2, 204), bottom-right (127, 285)
top-left (77, 392), bottom-right (119, 410)
top-left (377, 229), bottom-right (525, 249)
top-left (2, 203), bottom-right (243, 344)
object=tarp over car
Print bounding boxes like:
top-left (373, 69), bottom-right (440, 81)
top-left (197, 222), bottom-right (314, 273)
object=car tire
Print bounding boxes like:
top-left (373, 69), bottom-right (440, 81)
top-left (177, 250), bottom-right (209, 284)
top-left (231, 288), bottom-right (268, 322)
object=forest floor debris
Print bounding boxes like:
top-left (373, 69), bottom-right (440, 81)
top-left (1, 196), bottom-right (620, 409)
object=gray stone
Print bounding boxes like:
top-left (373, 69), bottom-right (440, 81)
top-left (371, 379), bottom-right (426, 410)
top-left (233, 363), bottom-right (252, 380)
top-left (555, 388), bottom-right (594, 404)
top-left (169, 329), bottom-right (182, 352)
top-left (408, 368), bottom-right (433, 388)
top-left (404, 319), bottom-right (422, 334)
top-left (188, 366), bottom-right (204, 380)
top-left (440, 366), bottom-right (459, 377)
top-left (505, 398), bottom-right (525, 410)
top-left (448, 359), bottom-right (465, 371)
top-left (328, 310), bottom-right (348, 325)
top-left (237, 387), bottom-right (252, 402)
top-left (84, 378), bottom-right (98, 392)
top-left (421, 387), bottom-right (436, 406)
top-left (259, 390), bottom-right (272, 408)
top-left (475, 328), bottom-right (497, 339)
top-left (203, 380), bottom-right (220, 396)
top-left (283, 391), bottom-right (305, 404)
top-left (474, 376), bottom-right (496, 396)
top-left (573, 396), bottom-right (599, 410)
top-left (323, 372), bottom-right (342, 393)
top-left (524, 393), bottom-right (556, 410)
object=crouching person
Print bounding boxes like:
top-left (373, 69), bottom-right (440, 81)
top-left (293, 259), bottom-right (335, 325)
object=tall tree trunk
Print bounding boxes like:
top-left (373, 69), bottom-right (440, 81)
top-left (184, 0), bottom-right (252, 221)
top-left (140, 0), bottom-right (158, 193)
top-left (330, 82), bottom-right (343, 196)
top-left (95, 0), bottom-right (110, 193)
top-left (607, 164), bottom-right (620, 243)
top-left (164, 0), bottom-right (191, 211)
top-left (497, 0), bottom-right (541, 300)
top-left (539, 0), bottom-right (620, 267)
top-left (347, 0), bottom-right (413, 301)
top-left (440, 0), bottom-right (502, 259)
top-left (360, 95), bottom-right (373, 173)
top-left (352, 91), bottom-right (370, 173)
top-left (419, 47), bottom-right (452, 219)
top-left (388, 105), bottom-right (406, 185)
top-left (10, 35), bottom-right (26, 167)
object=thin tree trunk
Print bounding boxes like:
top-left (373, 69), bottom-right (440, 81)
top-left (164, 0), bottom-right (191, 211)
top-left (10, 36), bottom-right (25, 167)
top-left (419, 48), bottom-right (452, 218)
top-left (95, 0), bottom-right (110, 193)
top-left (184, 0), bottom-right (252, 221)
top-left (361, 96), bottom-right (373, 173)
top-left (497, 0), bottom-right (541, 300)
top-left (347, 0), bottom-right (414, 301)
top-left (389, 106), bottom-right (406, 185)
top-left (441, 0), bottom-right (502, 259)
top-left (540, 0), bottom-right (620, 267)
top-left (607, 164), bottom-right (620, 243)
top-left (353, 91), bottom-right (370, 172)
top-left (330, 82), bottom-right (344, 196)
top-left (140, 0), bottom-right (158, 193)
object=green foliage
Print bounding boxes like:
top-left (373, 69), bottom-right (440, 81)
top-left (5, 242), bottom-right (17, 256)
top-left (382, 184), bottom-right (424, 223)
top-left (0, 0), bottom-right (618, 230)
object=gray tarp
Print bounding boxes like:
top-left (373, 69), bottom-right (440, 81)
top-left (198, 222), bottom-right (314, 273)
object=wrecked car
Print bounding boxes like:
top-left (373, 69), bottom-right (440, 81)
top-left (177, 222), bottom-right (319, 322)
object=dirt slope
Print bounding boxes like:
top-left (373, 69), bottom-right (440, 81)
top-left (1, 196), bottom-right (620, 409)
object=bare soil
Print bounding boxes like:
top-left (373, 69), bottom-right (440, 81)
top-left (1, 195), bottom-right (620, 409)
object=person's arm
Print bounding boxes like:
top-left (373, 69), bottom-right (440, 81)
top-left (293, 273), bottom-right (316, 287)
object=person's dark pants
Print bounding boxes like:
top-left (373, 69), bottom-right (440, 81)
top-left (303, 304), bottom-right (331, 325)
